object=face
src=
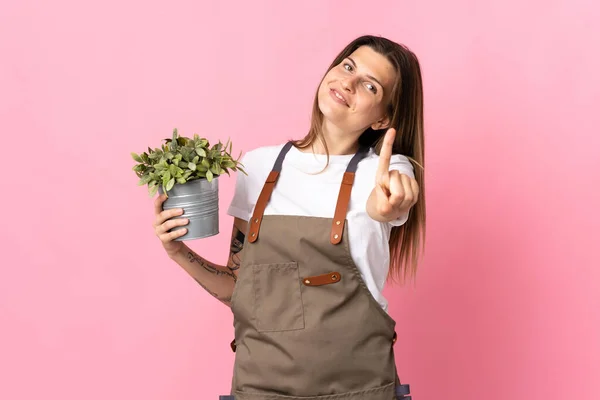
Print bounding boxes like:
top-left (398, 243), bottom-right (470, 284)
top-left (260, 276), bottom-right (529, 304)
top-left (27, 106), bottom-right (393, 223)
top-left (317, 46), bottom-right (397, 134)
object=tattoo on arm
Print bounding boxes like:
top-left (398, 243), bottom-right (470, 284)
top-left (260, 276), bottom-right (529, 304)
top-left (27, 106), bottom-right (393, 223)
top-left (228, 227), bottom-right (245, 272)
top-left (187, 251), bottom-right (237, 282)
top-left (193, 278), bottom-right (231, 305)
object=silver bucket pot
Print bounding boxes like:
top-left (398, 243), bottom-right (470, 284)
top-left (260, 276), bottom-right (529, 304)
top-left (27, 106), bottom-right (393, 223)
top-left (158, 178), bottom-right (219, 240)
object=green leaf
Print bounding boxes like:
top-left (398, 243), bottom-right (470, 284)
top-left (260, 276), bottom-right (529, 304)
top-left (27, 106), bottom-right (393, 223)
top-left (131, 152), bottom-right (143, 162)
top-left (192, 156), bottom-right (199, 164)
top-left (195, 147), bottom-right (206, 157)
top-left (188, 162), bottom-right (196, 171)
top-left (206, 170), bottom-right (213, 182)
top-left (210, 164), bottom-right (221, 175)
top-left (179, 161), bottom-right (188, 169)
top-left (201, 158), bottom-right (210, 168)
top-left (166, 177), bottom-right (175, 191)
top-left (148, 185), bottom-right (159, 197)
top-left (176, 177), bottom-right (186, 184)
top-left (169, 164), bottom-right (177, 176)
top-left (138, 175), bottom-right (152, 186)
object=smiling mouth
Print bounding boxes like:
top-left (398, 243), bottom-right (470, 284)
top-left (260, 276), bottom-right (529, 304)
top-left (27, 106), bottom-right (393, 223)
top-left (330, 89), bottom-right (349, 107)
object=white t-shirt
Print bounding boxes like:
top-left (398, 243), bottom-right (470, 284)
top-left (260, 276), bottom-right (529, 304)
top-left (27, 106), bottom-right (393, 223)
top-left (227, 144), bottom-right (415, 312)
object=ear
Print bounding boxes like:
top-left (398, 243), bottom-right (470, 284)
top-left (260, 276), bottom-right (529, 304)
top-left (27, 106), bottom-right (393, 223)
top-left (371, 114), bottom-right (391, 131)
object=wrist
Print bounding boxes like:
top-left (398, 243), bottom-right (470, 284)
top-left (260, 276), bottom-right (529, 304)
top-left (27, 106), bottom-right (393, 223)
top-left (167, 242), bottom-right (187, 260)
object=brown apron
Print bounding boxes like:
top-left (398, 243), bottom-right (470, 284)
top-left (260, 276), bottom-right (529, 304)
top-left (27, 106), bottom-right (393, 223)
top-left (227, 142), bottom-right (412, 400)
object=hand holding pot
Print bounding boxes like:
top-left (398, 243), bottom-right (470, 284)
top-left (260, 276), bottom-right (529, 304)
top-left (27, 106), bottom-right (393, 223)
top-left (153, 194), bottom-right (189, 258)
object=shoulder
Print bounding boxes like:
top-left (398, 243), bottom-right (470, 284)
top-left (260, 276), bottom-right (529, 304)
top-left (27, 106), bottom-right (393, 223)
top-left (241, 143), bottom-right (286, 164)
top-left (238, 143), bottom-right (288, 183)
top-left (240, 143), bottom-right (287, 170)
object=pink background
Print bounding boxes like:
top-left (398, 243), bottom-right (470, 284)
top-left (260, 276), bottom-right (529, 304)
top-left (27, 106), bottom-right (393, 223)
top-left (1, 0), bottom-right (599, 399)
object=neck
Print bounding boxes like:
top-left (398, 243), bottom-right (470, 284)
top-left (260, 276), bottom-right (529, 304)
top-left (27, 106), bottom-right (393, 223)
top-left (308, 119), bottom-right (361, 155)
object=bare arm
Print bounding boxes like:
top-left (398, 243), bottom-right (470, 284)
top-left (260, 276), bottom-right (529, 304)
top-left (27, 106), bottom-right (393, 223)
top-left (168, 217), bottom-right (248, 306)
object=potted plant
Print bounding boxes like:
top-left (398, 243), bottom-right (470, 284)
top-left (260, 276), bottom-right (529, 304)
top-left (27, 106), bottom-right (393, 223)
top-left (131, 128), bottom-right (246, 240)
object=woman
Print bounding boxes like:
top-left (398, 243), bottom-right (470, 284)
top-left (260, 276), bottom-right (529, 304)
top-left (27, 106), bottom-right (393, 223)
top-left (153, 35), bottom-right (425, 400)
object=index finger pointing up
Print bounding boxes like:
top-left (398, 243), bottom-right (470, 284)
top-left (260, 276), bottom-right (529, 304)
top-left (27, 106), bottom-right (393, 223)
top-left (376, 128), bottom-right (396, 182)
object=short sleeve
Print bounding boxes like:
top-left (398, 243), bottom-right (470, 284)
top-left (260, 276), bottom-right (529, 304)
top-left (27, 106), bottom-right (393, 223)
top-left (388, 154), bottom-right (416, 227)
top-left (227, 154), bottom-right (252, 221)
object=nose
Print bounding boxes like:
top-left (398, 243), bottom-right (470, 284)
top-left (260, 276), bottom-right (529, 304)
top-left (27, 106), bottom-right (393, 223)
top-left (341, 76), bottom-right (357, 93)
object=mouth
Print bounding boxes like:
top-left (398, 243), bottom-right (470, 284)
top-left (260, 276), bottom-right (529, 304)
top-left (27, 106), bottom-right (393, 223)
top-left (329, 88), bottom-right (349, 107)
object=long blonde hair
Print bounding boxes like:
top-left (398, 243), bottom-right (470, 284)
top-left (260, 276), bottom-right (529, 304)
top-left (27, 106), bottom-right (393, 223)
top-left (294, 35), bottom-right (426, 283)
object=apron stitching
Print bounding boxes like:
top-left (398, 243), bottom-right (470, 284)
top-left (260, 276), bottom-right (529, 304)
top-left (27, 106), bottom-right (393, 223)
top-left (252, 265), bottom-right (258, 330)
top-left (251, 262), bottom-right (306, 332)
top-left (340, 223), bottom-right (397, 332)
top-left (234, 381), bottom-right (395, 399)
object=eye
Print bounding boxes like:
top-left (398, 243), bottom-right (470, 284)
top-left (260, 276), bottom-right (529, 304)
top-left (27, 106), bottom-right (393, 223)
top-left (365, 82), bottom-right (377, 94)
top-left (343, 63), bottom-right (353, 72)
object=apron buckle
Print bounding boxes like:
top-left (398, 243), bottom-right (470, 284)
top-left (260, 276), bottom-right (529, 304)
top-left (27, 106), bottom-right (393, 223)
top-left (395, 383), bottom-right (411, 399)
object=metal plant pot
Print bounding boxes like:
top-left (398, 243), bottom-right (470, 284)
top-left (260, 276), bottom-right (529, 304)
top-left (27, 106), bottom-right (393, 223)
top-left (158, 178), bottom-right (219, 240)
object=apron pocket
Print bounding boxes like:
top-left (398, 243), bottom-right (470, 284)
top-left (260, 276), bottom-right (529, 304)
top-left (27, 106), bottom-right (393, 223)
top-left (252, 261), bottom-right (305, 332)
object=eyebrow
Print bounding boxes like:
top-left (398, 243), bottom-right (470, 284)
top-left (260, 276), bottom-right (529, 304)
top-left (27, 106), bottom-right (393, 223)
top-left (347, 57), bottom-right (384, 89)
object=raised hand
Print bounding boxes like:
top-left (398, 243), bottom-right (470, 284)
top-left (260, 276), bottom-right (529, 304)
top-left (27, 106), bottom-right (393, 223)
top-left (369, 128), bottom-right (419, 221)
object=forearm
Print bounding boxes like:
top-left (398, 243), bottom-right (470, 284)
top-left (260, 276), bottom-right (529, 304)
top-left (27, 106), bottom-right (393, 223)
top-left (169, 244), bottom-right (236, 306)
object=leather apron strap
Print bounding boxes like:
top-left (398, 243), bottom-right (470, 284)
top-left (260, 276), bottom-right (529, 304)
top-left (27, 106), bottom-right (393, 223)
top-left (330, 145), bottom-right (369, 244)
top-left (247, 142), bottom-right (369, 244)
top-left (247, 142), bottom-right (293, 243)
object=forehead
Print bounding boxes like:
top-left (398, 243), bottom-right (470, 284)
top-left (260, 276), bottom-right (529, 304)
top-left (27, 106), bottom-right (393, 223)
top-left (347, 46), bottom-right (396, 91)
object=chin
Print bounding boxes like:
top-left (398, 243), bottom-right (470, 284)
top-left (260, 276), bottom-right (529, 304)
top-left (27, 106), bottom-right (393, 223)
top-left (319, 104), bottom-right (343, 129)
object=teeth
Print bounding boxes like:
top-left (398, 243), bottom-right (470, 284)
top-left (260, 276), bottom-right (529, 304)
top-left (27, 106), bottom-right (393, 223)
top-left (335, 91), bottom-right (345, 102)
